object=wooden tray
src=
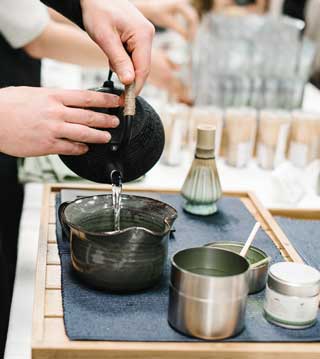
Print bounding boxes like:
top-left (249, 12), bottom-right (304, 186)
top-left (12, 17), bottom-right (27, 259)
top-left (32, 184), bottom-right (319, 359)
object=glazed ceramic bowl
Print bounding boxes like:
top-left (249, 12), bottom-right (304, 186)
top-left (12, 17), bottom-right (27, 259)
top-left (204, 241), bottom-right (270, 294)
top-left (59, 194), bottom-right (177, 292)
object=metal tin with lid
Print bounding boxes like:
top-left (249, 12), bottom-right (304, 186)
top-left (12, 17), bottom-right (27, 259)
top-left (168, 247), bottom-right (250, 340)
top-left (264, 262), bottom-right (320, 329)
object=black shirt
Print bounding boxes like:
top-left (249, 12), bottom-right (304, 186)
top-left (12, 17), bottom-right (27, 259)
top-left (40, 0), bottom-right (84, 29)
top-left (0, 35), bottom-right (41, 88)
top-left (283, 0), bottom-right (307, 21)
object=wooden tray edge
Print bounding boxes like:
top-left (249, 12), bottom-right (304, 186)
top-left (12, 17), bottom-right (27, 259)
top-left (32, 184), bottom-right (52, 345)
top-left (270, 208), bottom-right (320, 220)
top-left (31, 184), bottom-right (313, 357)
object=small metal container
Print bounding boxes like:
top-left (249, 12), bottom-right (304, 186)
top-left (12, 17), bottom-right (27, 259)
top-left (168, 247), bottom-right (250, 340)
top-left (264, 262), bottom-right (320, 329)
top-left (204, 242), bottom-right (270, 294)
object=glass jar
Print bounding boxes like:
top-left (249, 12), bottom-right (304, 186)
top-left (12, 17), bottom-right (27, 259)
top-left (288, 111), bottom-right (320, 168)
top-left (161, 104), bottom-right (190, 166)
top-left (257, 110), bottom-right (291, 170)
top-left (225, 107), bottom-right (257, 168)
top-left (264, 262), bottom-right (320, 329)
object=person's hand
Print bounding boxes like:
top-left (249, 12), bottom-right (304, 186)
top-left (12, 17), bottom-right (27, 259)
top-left (0, 86), bottom-right (120, 157)
top-left (134, 0), bottom-right (198, 40)
top-left (149, 48), bottom-right (191, 104)
top-left (80, 0), bottom-right (155, 93)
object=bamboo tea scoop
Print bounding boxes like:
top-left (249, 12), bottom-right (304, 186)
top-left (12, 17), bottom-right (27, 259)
top-left (240, 222), bottom-right (261, 258)
top-left (250, 256), bottom-right (271, 269)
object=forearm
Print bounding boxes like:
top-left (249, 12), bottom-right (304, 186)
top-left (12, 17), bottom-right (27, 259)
top-left (24, 21), bottom-right (108, 68)
top-left (40, 0), bottom-right (84, 28)
top-left (48, 8), bottom-right (76, 27)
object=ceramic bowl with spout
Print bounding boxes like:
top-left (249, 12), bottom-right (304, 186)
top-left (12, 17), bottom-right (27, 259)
top-left (59, 194), bottom-right (177, 292)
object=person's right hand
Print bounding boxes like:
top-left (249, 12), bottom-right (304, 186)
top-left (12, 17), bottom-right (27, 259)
top-left (134, 0), bottom-right (199, 41)
top-left (80, 0), bottom-right (155, 94)
top-left (0, 86), bottom-right (120, 157)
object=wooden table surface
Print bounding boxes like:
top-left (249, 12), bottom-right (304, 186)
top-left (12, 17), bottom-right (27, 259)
top-left (28, 184), bottom-right (320, 359)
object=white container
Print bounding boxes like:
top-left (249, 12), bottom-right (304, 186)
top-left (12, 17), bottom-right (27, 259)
top-left (264, 262), bottom-right (320, 329)
top-left (161, 104), bottom-right (190, 166)
top-left (225, 108), bottom-right (257, 168)
top-left (288, 111), bottom-right (320, 168)
top-left (257, 110), bottom-right (291, 170)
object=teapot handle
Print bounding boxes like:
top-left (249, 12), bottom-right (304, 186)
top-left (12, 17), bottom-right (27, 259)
top-left (122, 81), bottom-right (135, 146)
top-left (124, 82), bottom-right (136, 116)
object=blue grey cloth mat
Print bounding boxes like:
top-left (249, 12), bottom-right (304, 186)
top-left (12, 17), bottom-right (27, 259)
top-left (275, 217), bottom-right (320, 272)
top-left (56, 194), bottom-right (320, 342)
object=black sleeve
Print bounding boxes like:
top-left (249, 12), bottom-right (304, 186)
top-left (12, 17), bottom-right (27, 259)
top-left (40, 0), bottom-right (84, 29)
top-left (282, 0), bottom-right (307, 21)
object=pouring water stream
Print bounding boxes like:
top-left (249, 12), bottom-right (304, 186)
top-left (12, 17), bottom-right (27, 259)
top-left (111, 170), bottom-right (123, 231)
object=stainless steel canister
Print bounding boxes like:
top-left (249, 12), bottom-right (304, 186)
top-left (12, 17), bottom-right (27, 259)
top-left (204, 241), bottom-right (270, 294)
top-left (168, 247), bottom-right (250, 340)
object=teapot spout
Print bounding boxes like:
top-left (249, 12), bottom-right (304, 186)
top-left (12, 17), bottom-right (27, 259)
top-left (110, 170), bottom-right (122, 187)
top-left (105, 158), bottom-right (123, 184)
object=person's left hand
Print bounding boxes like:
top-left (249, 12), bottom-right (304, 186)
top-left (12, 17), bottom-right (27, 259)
top-left (149, 48), bottom-right (191, 104)
top-left (134, 0), bottom-right (199, 40)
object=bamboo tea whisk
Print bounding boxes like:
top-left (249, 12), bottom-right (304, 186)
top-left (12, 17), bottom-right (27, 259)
top-left (181, 126), bottom-right (222, 215)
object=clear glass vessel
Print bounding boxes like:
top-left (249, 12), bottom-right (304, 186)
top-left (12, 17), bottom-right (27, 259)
top-left (264, 262), bottom-right (320, 329)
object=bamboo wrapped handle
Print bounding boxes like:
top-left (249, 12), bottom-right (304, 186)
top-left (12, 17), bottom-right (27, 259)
top-left (124, 82), bottom-right (136, 116)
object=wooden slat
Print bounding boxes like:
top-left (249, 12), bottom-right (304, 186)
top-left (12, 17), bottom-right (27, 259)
top-left (47, 243), bottom-right (60, 265)
top-left (49, 206), bottom-right (56, 224)
top-left (49, 192), bottom-right (56, 207)
top-left (270, 208), bottom-right (320, 220)
top-left (241, 197), bottom-right (258, 217)
top-left (48, 224), bottom-right (57, 243)
top-left (46, 265), bottom-right (61, 289)
top-left (50, 183), bottom-right (112, 192)
top-left (241, 196), bottom-right (292, 261)
top-left (32, 185), bottom-right (51, 344)
top-left (241, 197), bottom-right (268, 231)
top-left (45, 290), bottom-right (63, 318)
top-left (242, 195), bottom-right (288, 260)
top-left (249, 192), bottom-right (303, 264)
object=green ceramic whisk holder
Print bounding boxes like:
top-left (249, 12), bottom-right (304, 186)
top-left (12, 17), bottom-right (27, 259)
top-left (181, 126), bottom-right (222, 216)
top-left (183, 200), bottom-right (219, 216)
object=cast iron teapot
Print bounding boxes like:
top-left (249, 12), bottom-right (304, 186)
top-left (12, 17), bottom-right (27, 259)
top-left (59, 72), bottom-right (165, 184)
